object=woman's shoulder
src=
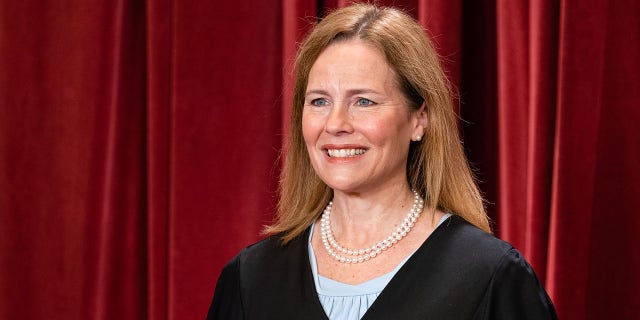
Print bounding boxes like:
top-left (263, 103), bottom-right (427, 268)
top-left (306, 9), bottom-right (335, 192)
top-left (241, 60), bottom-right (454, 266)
top-left (392, 215), bottom-right (556, 319)
top-left (437, 215), bottom-right (514, 262)
top-left (437, 217), bottom-right (558, 318)
top-left (423, 214), bottom-right (545, 283)
top-left (221, 228), bottom-right (311, 280)
top-left (236, 234), bottom-right (288, 260)
top-left (238, 229), bottom-right (308, 260)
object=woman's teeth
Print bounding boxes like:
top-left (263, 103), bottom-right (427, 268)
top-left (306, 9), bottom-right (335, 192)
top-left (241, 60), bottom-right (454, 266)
top-left (327, 149), bottom-right (366, 158)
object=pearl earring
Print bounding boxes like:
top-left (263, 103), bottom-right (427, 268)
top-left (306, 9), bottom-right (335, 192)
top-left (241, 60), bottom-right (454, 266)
top-left (415, 125), bottom-right (425, 141)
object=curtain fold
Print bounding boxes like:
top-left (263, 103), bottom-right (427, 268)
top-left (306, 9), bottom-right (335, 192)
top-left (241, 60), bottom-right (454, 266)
top-left (496, 0), bottom-right (532, 251)
top-left (523, 0), bottom-right (558, 283)
top-left (83, 1), bottom-right (149, 318)
top-left (546, 1), bottom-right (610, 317)
top-left (495, 0), bottom-right (559, 282)
top-left (1, 1), bottom-right (638, 319)
top-left (145, 0), bottom-right (173, 319)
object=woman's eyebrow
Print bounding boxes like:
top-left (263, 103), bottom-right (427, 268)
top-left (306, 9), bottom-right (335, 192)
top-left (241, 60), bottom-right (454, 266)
top-left (305, 88), bottom-right (382, 96)
top-left (304, 89), bottom-right (330, 96)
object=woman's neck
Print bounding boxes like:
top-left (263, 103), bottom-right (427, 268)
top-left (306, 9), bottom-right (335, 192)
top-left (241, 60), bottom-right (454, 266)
top-left (328, 184), bottom-right (417, 248)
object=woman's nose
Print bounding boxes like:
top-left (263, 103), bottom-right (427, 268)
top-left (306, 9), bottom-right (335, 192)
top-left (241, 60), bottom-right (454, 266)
top-left (324, 105), bottom-right (354, 135)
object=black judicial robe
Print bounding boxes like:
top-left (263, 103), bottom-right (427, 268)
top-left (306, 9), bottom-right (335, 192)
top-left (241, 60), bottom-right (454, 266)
top-left (207, 215), bottom-right (557, 319)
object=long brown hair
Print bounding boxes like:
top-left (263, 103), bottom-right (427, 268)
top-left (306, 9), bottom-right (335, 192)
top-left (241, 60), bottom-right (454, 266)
top-left (265, 3), bottom-right (490, 243)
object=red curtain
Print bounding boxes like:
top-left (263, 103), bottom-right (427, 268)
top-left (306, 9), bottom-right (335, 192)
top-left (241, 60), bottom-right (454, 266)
top-left (1, 1), bottom-right (638, 319)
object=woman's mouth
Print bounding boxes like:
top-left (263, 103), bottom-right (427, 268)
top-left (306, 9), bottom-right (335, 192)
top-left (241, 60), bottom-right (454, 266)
top-left (326, 148), bottom-right (367, 158)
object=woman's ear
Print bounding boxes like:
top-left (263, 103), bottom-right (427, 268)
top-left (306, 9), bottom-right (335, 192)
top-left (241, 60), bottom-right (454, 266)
top-left (411, 103), bottom-right (428, 142)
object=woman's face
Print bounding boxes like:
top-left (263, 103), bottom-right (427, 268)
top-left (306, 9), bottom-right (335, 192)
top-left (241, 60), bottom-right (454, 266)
top-left (302, 39), bottom-right (426, 195)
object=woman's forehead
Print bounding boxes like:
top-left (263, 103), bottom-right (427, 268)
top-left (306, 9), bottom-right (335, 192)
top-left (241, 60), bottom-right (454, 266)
top-left (307, 40), bottom-right (399, 93)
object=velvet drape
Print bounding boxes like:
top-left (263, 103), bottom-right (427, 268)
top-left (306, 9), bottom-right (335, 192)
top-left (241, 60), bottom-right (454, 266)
top-left (1, 1), bottom-right (638, 319)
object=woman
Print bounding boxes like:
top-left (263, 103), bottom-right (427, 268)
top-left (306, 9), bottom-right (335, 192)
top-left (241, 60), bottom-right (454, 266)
top-left (208, 4), bottom-right (556, 320)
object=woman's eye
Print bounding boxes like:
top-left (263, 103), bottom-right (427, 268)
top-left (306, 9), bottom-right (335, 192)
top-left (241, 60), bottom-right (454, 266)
top-left (356, 98), bottom-right (375, 106)
top-left (310, 98), bottom-right (329, 106)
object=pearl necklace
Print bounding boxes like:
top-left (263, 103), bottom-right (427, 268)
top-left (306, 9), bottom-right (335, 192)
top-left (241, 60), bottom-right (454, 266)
top-left (320, 190), bottom-right (424, 264)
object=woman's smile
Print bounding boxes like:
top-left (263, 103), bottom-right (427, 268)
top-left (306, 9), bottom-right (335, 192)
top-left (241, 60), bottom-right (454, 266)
top-left (323, 144), bottom-right (368, 159)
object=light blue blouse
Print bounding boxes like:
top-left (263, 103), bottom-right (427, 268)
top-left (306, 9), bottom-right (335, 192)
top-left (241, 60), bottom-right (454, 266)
top-left (308, 213), bottom-right (452, 320)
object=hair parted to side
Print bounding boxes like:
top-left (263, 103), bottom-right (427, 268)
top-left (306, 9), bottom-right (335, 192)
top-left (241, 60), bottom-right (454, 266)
top-left (265, 3), bottom-right (491, 243)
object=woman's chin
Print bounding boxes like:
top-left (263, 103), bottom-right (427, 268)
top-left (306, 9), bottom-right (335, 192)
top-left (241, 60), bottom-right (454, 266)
top-left (323, 180), bottom-right (365, 194)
